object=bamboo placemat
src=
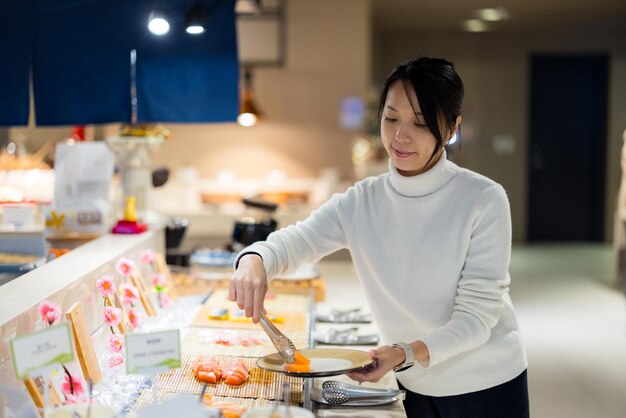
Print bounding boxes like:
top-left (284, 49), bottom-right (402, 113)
top-left (201, 288), bottom-right (311, 313)
top-left (125, 389), bottom-right (279, 418)
top-left (191, 307), bottom-right (307, 332)
top-left (191, 289), bottom-right (309, 332)
top-left (183, 329), bottom-right (310, 358)
top-left (156, 354), bottom-right (303, 403)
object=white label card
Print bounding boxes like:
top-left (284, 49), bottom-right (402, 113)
top-left (10, 324), bottom-right (74, 379)
top-left (125, 330), bottom-right (181, 375)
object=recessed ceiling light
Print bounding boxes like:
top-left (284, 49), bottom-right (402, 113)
top-left (463, 19), bottom-right (488, 32)
top-left (477, 7), bottom-right (509, 22)
top-left (148, 10), bottom-right (170, 36)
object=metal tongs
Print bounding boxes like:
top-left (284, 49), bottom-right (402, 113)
top-left (259, 312), bottom-right (296, 364)
top-left (321, 380), bottom-right (405, 405)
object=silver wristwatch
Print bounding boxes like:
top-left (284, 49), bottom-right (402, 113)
top-left (392, 342), bottom-right (415, 372)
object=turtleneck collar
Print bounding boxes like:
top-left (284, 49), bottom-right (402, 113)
top-left (387, 150), bottom-right (456, 197)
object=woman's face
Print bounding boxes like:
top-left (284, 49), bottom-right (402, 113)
top-left (381, 80), bottom-right (444, 177)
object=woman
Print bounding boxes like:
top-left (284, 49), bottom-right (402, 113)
top-left (229, 56), bottom-right (529, 417)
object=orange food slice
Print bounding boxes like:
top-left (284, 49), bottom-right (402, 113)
top-left (285, 363), bottom-right (311, 373)
top-left (292, 351), bottom-right (311, 365)
top-left (284, 351), bottom-right (312, 372)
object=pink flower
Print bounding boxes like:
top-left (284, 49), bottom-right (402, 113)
top-left (160, 293), bottom-right (174, 309)
top-left (38, 300), bottom-right (62, 325)
top-left (140, 250), bottom-right (156, 265)
top-left (115, 258), bottom-right (135, 277)
top-left (151, 273), bottom-right (166, 290)
top-left (107, 335), bottom-right (124, 353)
top-left (61, 371), bottom-right (85, 396)
top-left (127, 308), bottom-right (140, 329)
top-left (103, 306), bottom-right (122, 327)
top-left (119, 283), bottom-right (139, 305)
top-left (108, 355), bottom-right (124, 368)
top-left (96, 275), bottom-right (116, 297)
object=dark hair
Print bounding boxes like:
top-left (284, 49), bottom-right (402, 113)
top-left (378, 56), bottom-right (464, 166)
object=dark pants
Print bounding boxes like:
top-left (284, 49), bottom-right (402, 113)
top-left (398, 370), bottom-right (529, 418)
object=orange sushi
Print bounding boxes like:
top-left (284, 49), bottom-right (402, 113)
top-left (192, 356), bottom-right (222, 384)
top-left (222, 358), bottom-right (250, 386)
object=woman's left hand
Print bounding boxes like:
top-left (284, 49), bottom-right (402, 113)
top-left (346, 345), bottom-right (405, 383)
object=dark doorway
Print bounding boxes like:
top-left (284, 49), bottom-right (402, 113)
top-left (527, 55), bottom-right (608, 241)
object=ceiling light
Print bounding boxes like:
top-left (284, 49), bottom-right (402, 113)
top-left (185, 2), bottom-right (207, 35)
top-left (237, 69), bottom-right (261, 127)
top-left (148, 10), bottom-right (170, 36)
top-left (477, 7), bottom-right (510, 22)
top-left (235, 0), bottom-right (261, 15)
top-left (463, 19), bottom-right (488, 32)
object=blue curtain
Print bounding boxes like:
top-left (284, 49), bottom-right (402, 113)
top-left (0, 0), bottom-right (33, 127)
top-left (136, 0), bottom-right (239, 123)
top-left (0, 0), bottom-right (238, 126)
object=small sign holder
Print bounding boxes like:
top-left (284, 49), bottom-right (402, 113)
top-left (130, 269), bottom-right (156, 317)
top-left (125, 329), bottom-right (181, 406)
top-left (65, 302), bottom-right (102, 384)
top-left (10, 324), bottom-right (74, 416)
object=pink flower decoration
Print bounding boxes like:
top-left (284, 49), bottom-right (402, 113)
top-left (96, 275), bottom-right (116, 297)
top-left (119, 283), bottom-right (140, 305)
top-left (115, 258), bottom-right (135, 277)
top-left (38, 300), bottom-right (62, 325)
top-left (107, 335), bottom-right (124, 353)
top-left (160, 293), bottom-right (174, 309)
top-left (151, 273), bottom-right (166, 288)
top-left (103, 306), bottom-right (122, 327)
top-left (140, 250), bottom-right (157, 265)
top-left (61, 371), bottom-right (85, 396)
top-left (108, 355), bottom-right (124, 368)
top-left (127, 308), bottom-right (140, 329)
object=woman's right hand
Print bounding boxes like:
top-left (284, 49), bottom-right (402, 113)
top-left (228, 253), bottom-right (268, 323)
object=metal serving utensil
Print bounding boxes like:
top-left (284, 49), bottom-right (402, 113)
top-left (259, 312), bottom-right (296, 364)
top-left (322, 380), bottom-right (402, 396)
top-left (321, 386), bottom-right (405, 405)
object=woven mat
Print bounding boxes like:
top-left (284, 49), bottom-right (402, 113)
top-left (191, 307), bottom-right (307, 332)
top-left (183, 329), bottom-right (310, 358)
top-left (202, 288), bottom-right (311, 313)
top-left (156, 354), bottom-right (303, 403)
top-left (191, 289), bottom-right (309, 332)
top-left (125, 388), bottom-right (279, 418)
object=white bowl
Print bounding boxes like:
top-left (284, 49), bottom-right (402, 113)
top-left (242, 405), bottom-right (314, 418)
top-left (48, 404), bottom-right (118, 418)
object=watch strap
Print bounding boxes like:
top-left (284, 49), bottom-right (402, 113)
top-left (392, 342), bottom-right (414, 372)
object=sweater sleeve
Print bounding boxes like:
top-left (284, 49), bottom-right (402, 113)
top-left (234, 187), bottom-right (356, 279)
top-left (419, 184), bottom-right (512, 368)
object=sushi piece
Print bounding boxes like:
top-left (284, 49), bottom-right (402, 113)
top-left (192, 356), bottom-right (222, 384)
top-left (221, 358), bottom-right (250, 386)
top-left (202, 394), bottom-right (247, 418)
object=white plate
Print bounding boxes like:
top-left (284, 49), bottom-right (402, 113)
top-left (256, 348), bottom-right (374, 377)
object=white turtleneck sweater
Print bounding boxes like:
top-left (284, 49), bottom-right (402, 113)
top-left (239, 154), bottom-right (527, 396)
